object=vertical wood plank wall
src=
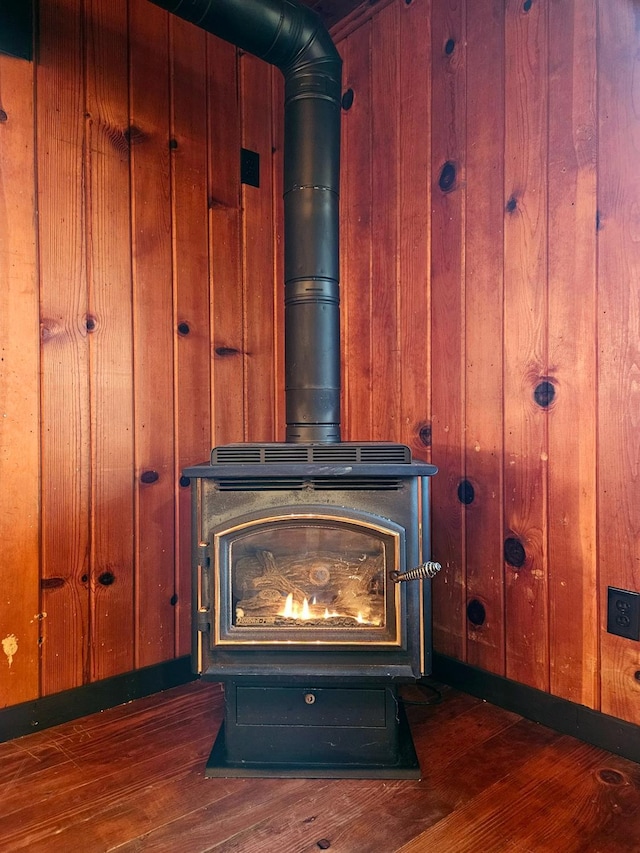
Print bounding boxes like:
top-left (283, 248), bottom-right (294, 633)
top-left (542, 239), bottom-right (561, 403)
top-left (86, 0), bottom-right (135, 681)
top-left (0, 0), bottom-right (279, 706)
top-left (336, 0), bottom-right (634, 723)
top-left (0, 0), bottom-right (639, 730)
top-left (0, 44), bottom-right (40, 705)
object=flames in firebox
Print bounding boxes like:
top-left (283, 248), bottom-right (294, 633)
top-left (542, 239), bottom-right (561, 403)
top-left (277, 591), bottom-right (379, 626)
top-left (233, 546), bottom-right (386, 629)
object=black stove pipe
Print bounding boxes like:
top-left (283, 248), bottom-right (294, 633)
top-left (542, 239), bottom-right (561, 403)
top-left (148, 0), bottom-right (342, 443)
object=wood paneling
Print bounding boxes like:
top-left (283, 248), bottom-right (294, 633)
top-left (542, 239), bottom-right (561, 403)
top-left (334, 0), bottom-right (638, 725)
top-left (240, 53), bottom-right (277, 444)
top-left (371, 2), bottom-right (401, 443)
top-left (0, 0), bottom-right (276, 706)
top-left (598, 0), bottom-right (640, 724)
top-left (547, 0), bottom-right (598, 708)
top-left (463, 0), bottom-right (505, 675)
top-left (429, 0), bottom-right (467, 661)
top-left (129, 0), bottom-right (175, 668)
top-left (2, 0), bottom-right (640, 735)
top-left (272, 60), bottom-right (287, 438)
top-left (38, 0), bottom-right (91, 695)
top-left (208, 35), bottom-right (244, 447)
top-left (340, 19), bottom-right (373, 441)
top-left (502, 0), bottom-right (549, 692)
top-left (170, 16), bottom-right (210, 657)
top-left (397, 0), bottom-right (431, 461)
top-left (0, 52), bottom-right (39, 706)
top-left (85, 0), bottom-right (135, 682)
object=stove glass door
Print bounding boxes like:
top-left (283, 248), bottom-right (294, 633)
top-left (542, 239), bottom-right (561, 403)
top-left (213, 510), bottom-right (404, 647)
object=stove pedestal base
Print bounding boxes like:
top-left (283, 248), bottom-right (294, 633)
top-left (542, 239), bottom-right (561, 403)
top-left (204, 681), bottom-right (420, 779)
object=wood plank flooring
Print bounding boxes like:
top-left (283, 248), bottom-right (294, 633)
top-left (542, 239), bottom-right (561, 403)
top-left (1, 680), bottom-right (639, 852)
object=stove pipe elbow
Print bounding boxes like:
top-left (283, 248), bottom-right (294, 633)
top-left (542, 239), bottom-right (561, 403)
top-left (148, 0), bottom-right (343, 443)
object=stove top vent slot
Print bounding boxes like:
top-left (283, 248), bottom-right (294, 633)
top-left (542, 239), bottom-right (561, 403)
top-left (211, 443), bottom-right (412, 466)
top-left (216, 479), bottom-right (307, 491)
top-left (312, 478), bottom-right (402, 491)
top-left (214, 477), bottom-right (403, 492)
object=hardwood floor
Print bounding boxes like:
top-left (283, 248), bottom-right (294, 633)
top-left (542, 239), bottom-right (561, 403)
top-left (2, 680), bottom-right (639, 852)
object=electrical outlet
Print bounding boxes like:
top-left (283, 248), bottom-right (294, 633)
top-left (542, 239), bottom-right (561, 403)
top-left (607, 587), bottom-right (640, 641)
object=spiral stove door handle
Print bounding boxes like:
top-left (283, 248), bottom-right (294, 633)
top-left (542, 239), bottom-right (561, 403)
top-left (389, 561), bottom-right (442, 583)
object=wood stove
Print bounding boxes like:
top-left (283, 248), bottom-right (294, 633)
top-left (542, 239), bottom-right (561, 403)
top-left (185, 442), bottom-right (437, 778)
top-left (150, 0), bottom-right (439, 778)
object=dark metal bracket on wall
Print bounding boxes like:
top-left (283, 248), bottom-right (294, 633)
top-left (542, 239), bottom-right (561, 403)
top-left (0, 0), bottom-right (35, 61)
top-left (240, 148), bottom-right (260, 188)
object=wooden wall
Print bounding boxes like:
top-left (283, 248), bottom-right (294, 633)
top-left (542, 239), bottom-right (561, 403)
top-left (1, 0), bottom-right (639, 730)
top-left (0, 0), bottom-right (282, 707)
top-left (337, 0), bottom-right (638, 727)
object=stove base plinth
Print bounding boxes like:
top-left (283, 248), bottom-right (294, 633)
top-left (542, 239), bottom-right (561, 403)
top-left (204, 683), bottom-right (420, 779)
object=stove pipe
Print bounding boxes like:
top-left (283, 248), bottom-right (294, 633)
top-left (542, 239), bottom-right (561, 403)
top-left (148, 0), bottom-right (342, 443)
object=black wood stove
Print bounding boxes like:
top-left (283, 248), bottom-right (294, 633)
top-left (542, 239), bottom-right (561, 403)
top-left (185, 443), bottom-right (437, 778)
top-left (150, 0), bottom-right (439, 777)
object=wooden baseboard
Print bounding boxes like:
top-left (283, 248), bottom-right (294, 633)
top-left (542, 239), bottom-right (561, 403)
top-left (431, 653), bottom-right (640, 765)
top-left (0, 656), bottom-right (196, 742)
